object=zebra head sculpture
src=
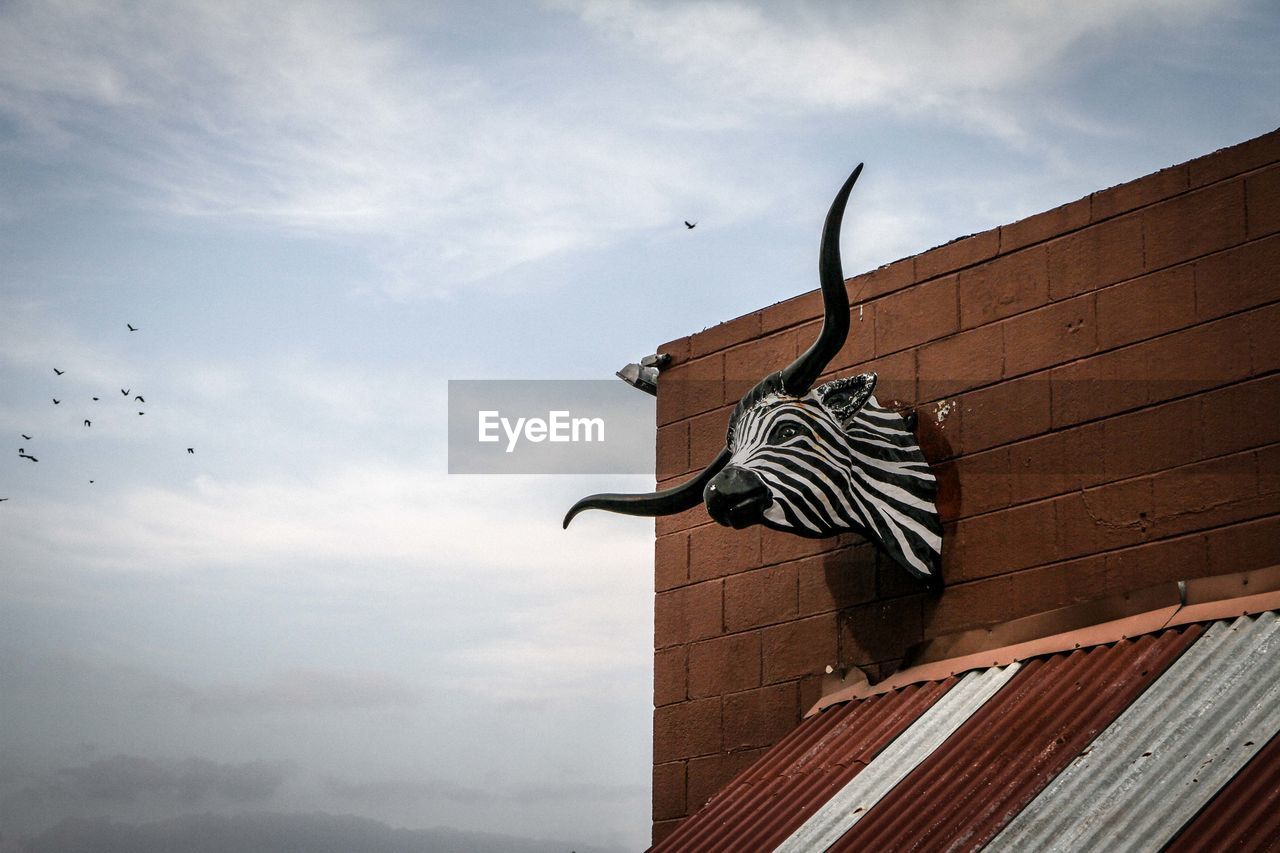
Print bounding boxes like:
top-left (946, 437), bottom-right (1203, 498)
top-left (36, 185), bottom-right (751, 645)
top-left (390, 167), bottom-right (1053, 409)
top-left (564, 165), bottom-right (942, 583)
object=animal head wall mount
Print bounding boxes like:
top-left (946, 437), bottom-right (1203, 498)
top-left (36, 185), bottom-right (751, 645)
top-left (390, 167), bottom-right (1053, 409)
top-left (564, 165), bottom-right (942, 584)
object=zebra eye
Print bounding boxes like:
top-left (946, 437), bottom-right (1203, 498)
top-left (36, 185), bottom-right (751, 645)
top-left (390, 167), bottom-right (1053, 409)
top-left (768, 421), bottom-right (808, 444)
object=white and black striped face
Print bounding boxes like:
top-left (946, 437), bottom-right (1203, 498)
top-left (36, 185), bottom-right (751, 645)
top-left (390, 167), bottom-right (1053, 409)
top-left (708, 373), bottom-right (942, 581)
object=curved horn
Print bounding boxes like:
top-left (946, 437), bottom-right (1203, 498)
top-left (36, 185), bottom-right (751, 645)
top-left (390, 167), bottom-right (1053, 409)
top-left (780, 163), bottom-right (862, 396)
top-left (563, 449), bottom-right (730, 528)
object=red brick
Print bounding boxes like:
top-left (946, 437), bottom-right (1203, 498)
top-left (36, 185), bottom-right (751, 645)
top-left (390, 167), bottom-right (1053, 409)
top-left (838, 596), bottom-right (924, 666)
top-left (1101, 395), bottom-right (1202, 482)
top-left (724, 330), bottom-right (798, 403)
top-left (1188, 129), bottom-right (1280, 188)
top-left (760, 526), bottom-right (843, 566)
top-left (938, 447), bottom-right (1012, 520)
top-left (957, 375), bottom-right (1052, 455)
top-left (656, 500), bottom-right (710, 536)
top-left (654, 646), bottom-right (687, 706)
top-left (1142, 180), bottom-right (1247, 271)
top-left (1008, 555), bottom-right (1112, 616)
top-left (1091, 165), bottom-right (1189, 222)
top-left (848, 257), bottom-right (915, 302)
top-left (689, 522), bottom-right (761, 582)
top-left (686, 748), bottom-right (766, 812)
top-left (761, 289), bottom-right (822, 334)
top-left (1107, 534), bottom-right (1208, 589)
top-left (658, 353), bottom-right (724, 425)
top-left (1007, 430), bottom-right (1077, 506)
top-left (762, 613), bottom-right (838, 684)
top-left (688, 632), bottom-right (762, 699)
top-left (1049, 345), bottom-right (1150, 428)
top-left (1148, 452), bottom-right (1262, 540)
top-left (1259, 443), bottom-right (1280, 497)
top-left (691, 311), bottom-right (763, 359)
top-left (654, 698), bottom-right (721, 763)
top-left (1047, 214), bottom-right (1144, 301)
top-left (958, 245), bottom-right (1049, 330)
top-left (1002, 293), bottom-right (1097, 377)
top-left (1200, 375), bottom-right (1280, 458)
top-left (1247, 163), bottom-right (1280, 239)
top-left (655, 581), bottom-right (722, 648)
top-left (1056, 479), bottom-right (1154, 561)
top-left (653, 761), bottom-right (687, 821)
top-left (1096, 265), bottom-right (1198, 351)
top-left (1250, 303), bottom-right (1280, 375)
top-left (657, 420), bottom-right (689, 480)
top-left (723, 682), bottom-right (799, 751)
top-left (1207, 514), bottom-right (1280, 576)
top-left (915, 229), bottom-right (1000, 282)
top-left (875, 275), bottom-right (958, 354)
top-left (655, 531), bottom-right (689, 592)
top-left (1000, 197), bottom-right (1092, 253)
top-left (947, 500), bottom-right (1060, 582)
top-left (659, 335), bottom-right (693, 364)
top-left (687, 405), bottom-right (731, 474)
top-left (724, 563), bottom-right (799, 631)
top-left (1193, 233), bottom-right (1280, 321)
top-left (819, 303), bottom-right (877, 374)
top-left (653, 820), bottom-right (682, 846)
top-left (797, 546), bottom-right (878, 615)
top-left (924, 574), bottom-right (1015, 635)
top-left (1143, 314), bottom-right (1253, 403)
top-left (917, 322), bottom-right (1005, 401)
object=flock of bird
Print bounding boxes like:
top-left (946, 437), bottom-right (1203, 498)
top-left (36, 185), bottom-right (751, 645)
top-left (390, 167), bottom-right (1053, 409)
top-left (4, 323), bottom-right (194, 503)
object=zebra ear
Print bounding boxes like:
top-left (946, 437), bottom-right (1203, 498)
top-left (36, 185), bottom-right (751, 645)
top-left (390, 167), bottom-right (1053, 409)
top-left (815, 373), bottom-right (877, 427)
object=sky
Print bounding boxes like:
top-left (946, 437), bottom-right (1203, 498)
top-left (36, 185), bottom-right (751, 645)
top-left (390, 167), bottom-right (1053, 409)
top-left (0, 1), bottom-right (1277, 850)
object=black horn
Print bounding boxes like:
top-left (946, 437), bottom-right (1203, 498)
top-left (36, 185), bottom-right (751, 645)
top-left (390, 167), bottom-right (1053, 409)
top-left (563, 449), bottom-right (730, 528)
top-left (780, 163), bottom-right (861, 396)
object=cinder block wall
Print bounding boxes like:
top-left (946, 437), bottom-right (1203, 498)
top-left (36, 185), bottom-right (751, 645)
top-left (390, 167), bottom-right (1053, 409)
top-left (649, 128), bottom-right (1280, 843)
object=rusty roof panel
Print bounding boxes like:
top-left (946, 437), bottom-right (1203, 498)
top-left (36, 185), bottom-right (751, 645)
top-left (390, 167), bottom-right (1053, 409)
top-left (825, 624), bottom-right (1203, 852)
top-left (988, 611), bottom-right (1280, 852)
top-left (651, 678), bottom-right (956, 852)
top-left (1165, 730), bottom-right (1280, 851)
top-left (777, 665), bottom-right (1020, 852)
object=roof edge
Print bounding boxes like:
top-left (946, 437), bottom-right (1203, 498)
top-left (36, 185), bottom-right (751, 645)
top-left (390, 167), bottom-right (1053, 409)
top-left (807, 563), bottom-right (1280, 716)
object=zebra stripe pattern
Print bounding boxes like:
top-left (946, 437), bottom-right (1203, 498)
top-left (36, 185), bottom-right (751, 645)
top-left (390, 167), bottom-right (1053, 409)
top-left (726, 378), bottom-right (942, 580)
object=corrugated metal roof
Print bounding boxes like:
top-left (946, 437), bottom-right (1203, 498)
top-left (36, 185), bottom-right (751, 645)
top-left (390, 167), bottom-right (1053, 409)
top-left (988, 611), bottom-right (1280, 852)
top-left (650, 606), bottom-right (1280, 852)
top-left (777, 665), bottom-right (1019, 852)
top-left (651, 678), bottom-right (955, 852)
top-left (828, 624), bottom-right (1203, 852)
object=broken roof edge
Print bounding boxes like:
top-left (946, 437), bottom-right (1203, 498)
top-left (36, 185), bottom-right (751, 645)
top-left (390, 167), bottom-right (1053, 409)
top-left (807, 562), bottom-right (1280, 717)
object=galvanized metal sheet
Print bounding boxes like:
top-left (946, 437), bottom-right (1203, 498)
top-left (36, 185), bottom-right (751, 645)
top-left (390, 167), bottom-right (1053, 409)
top-left (826, 624), bottom-right (1204, 852)
top-left (987, 611), bottom-right (1280, 853)
top-left (774, 663), bottom-right (1020, 853)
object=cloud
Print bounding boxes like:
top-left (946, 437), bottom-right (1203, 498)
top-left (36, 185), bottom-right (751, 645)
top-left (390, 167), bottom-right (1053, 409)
top-left (11, 812), bottom-right (629, 853)
top-left (0, 0), bottom-right (748, 295)
top-left (188, 669), bottom-right (419, 715)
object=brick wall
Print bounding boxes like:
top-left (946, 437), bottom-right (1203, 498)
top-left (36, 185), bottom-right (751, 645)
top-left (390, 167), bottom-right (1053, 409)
top-left (649, 128), bottom-right (1280, 844)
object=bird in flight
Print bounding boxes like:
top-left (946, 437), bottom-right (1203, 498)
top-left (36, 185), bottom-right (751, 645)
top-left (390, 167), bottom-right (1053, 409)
top-left (92, 397), bottom-right (99, 401)
top-left (127, 324), bottom-right (137, 331)
top-left (0, 498), bottom-right (8, 502)
top-left (52, 398), bottom-right (60, 405)
top-left (187, 448), bottom-right (194, 454)
top-left (54, 368), bottom-right (64, 375)
top-left (21, 434), bottom-right (31, 440)
top-left (84, 420), bottom-right (91, 427)
top-left (121, 389), bottom-right (130, 396)
top-left (134, 395), bottom-right (145, 403)
top-left (138, 412), bottom-right (145, 416)
top-left (18, 452), bottom-right (37, 462)
top-left (684, 220), bottom-right (697, 229)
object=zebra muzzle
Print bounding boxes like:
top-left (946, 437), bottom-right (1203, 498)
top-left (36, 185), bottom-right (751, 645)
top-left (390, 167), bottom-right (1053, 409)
top-left (704, 466), bottom-right (771, 530)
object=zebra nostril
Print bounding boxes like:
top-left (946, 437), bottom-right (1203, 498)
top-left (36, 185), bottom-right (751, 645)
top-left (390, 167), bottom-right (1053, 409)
top-left (704, 467), bottom-right (769, 529)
